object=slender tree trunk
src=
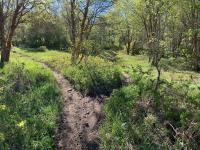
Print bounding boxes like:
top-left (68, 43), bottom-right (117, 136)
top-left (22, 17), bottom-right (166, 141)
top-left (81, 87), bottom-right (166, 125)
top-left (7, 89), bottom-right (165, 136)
top-left (70, 0), bottom-right (90, 64)
top-left (1, 41), bottom-right (11, 62)
top-left (126, 41), bottom-right (131, 55)
top-left (154, 63), bottom-right (161, 92)
top-left (70, 0), bottom-right (77, 64)
top-left (71, 47), bottom-right (76, 63)
top-left (0, 1), bottom-right (17, 63)
top-left (191, 0), bottom-right (199, 71)
top-left (131, 40), bottom-right (138, 55)
top-left (1, 24), bottom-right (15, 63)
top-left (193, 33), bottom-right (200, 71)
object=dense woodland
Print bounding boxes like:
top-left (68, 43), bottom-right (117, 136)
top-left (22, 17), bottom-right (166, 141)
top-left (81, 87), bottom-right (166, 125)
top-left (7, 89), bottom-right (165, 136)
top-left (0, 0), bottom-right (200, 150)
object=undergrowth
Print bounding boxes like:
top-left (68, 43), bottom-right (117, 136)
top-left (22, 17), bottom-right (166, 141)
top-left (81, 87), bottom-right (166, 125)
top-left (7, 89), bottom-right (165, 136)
top-left (63, 58), bottom-right (122, 96)
top-left (100, 67), bottom-right (200, 150)
top-left (0, 58), bottom-right (61, 149)
top-left (14, 48), bottom-right (122, 96)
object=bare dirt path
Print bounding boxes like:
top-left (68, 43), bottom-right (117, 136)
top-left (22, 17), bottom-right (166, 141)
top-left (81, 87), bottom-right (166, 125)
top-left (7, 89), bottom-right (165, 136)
top-left (16, 52), bottom-right (104, 150)
top-left (52, 68), bottom-right (103, 150)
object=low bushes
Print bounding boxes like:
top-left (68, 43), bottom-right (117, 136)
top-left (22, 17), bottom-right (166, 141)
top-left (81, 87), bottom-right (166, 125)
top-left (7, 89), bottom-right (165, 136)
top-left (35, 46), bottom-right (48, 52)
top-left (14, 48), bottom-right (122, 96)
top-left (160, 57), bottom-right (191, 71)
top-left (0, 60), bottom-right (60, 149)
top-left (100, 67), bottom-right (200, 150)
top-left (63, 57), bottom-right (122, 96)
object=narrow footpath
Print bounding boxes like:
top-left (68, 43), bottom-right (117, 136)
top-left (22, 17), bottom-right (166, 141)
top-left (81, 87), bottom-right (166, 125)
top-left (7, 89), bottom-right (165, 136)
top-left (17, 52), bottom-right (104, 150)
top-left (52, 67), bottom-right (103, 150)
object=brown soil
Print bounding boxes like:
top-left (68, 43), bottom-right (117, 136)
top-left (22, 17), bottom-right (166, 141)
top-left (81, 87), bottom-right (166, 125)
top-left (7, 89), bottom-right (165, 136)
top-left (52, 69), bottom-right (103, 150)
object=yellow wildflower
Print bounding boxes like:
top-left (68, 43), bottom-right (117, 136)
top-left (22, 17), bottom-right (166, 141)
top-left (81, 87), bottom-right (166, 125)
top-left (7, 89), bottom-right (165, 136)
top-left (0, 104), bottom-right (6, 110)
top-left (17, 120), bottom-right (26, 128)
top-left (0, 87), bottom-right (3, 92)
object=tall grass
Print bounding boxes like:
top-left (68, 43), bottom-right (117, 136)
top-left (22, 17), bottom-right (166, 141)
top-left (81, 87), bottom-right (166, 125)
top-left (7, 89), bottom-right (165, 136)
top-left (100, 67), bottom-right (200, 150)
top-left (0, 56), bottom-right (61, 149)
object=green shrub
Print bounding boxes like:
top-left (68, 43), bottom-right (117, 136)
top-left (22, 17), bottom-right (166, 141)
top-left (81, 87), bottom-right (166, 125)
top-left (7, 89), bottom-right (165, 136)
top-left (36, 46), bottom-right (48, 52)
top-left (64, 57), bottom-right (122, 96)
top-left (0, 61), bottom-right (60, 150)
top-left (14, 48), bottom-right (122, 96)
top-left (100, 67), bottom-right (200, 150)
top-left (160, 57), bottom-right (191, 71)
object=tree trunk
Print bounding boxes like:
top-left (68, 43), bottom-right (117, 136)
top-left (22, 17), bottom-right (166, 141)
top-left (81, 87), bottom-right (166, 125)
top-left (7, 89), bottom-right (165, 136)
top-left (1, 42), bottom-right (11, 62)
top-left (131, 40), bottom-right (137, 55)
top-left (71, 48), bottom-right (76, 64)
top-left (126, 41), bottom-right (131, 55)
top-left (71, 42), bottom-right (82, 64)
top-left (154, 63), bottom-right (161, 92)
top-left (195, 56), bottom-right (200, 71)
top-left (193, 34), bottom-right (200, 71)
top-left (70, 0), bottom-right (90, 64)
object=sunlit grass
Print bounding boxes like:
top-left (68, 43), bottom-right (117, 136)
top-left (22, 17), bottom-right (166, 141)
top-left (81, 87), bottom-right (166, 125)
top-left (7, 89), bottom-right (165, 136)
top-left (117, 52), bottom-right (150, 70)
top-left (0, 53), bottom-right (61, 149)
top-left (14, 48), bottom-right (200, 83)
top-left (14, 47), bottom-right (121, 95)
top-left (13, 47), bottom-right (70, 62)
top-left (117, 50), bottom-right (200, 83)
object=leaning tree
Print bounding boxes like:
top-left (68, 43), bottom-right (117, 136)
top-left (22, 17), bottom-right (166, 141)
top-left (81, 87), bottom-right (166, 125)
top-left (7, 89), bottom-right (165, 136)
top-left (0, 0), bottom-right (44, 62)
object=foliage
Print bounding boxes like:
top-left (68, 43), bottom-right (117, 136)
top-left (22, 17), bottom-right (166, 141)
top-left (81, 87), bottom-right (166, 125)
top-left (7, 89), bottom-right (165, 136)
top-left (14, 47), bottom-right (200, 93)
top-left (0, 58), bottom-right (61, 149)
top-left (35, 46), bottom-right (48, 52)
top-left (160, 57), bottom-right (191, 71)
top-left (13, 12), bottom-right (69, 50)
top-left (14, 48), bottom-right (122, 96)
top-left (63, 57), bottom-right (122, 96)
top-left (0, 0), bottom-right (199, 149)
top-left (100, 67), bottom-right (200, 149)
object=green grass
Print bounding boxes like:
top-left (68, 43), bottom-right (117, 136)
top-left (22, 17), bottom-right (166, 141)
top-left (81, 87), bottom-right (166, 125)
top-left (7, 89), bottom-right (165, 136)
top-left (117, 52), bottom-right (151, 70)
top-left (13, 48), bottom-right (122, 96)
top-left (117, 51), bottom-right (200, 83)
top-left (13, 47), bottom-right (200, 97)
top-left (8, 48), bottom-right (200, 149)
top-left (13, 47), bottom-right (71, 70)
top-left (100, 68), bottom-right (200, 150)
top-left (14, 48), bottom-right (200, 84)
top-left (0, 54), bottom-right (61, 149)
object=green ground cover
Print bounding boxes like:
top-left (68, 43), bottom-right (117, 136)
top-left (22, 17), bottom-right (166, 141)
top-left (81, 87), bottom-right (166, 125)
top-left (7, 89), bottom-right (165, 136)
top-left (100, 67), bottom-right (200, 149)
top-left (0, 54), bottom-right (61, 149)
top-left (12, 48), bottom-right (200, 149)
top-left (14, 48), bottom-right (122, 96)
top-left (15, 48), bottom-right (200, 84)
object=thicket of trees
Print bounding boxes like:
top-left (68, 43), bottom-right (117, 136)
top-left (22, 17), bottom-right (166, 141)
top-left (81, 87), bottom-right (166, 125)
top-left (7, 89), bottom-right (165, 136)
top-left (0, 0), bottom-right (199, 70)
top-left (63, 0), bottom-right (113, 63)
top-left (0, 0), bottom-right (45, 62)
top-left (97, 0), bottom-right (200, 71)
top-left (14, 12), bottom-right (68, 50)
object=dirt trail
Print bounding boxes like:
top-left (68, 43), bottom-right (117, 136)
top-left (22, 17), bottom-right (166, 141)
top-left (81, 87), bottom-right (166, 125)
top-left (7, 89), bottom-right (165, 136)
top-left (16, 52), bottom-right (104, 150)
top-left (52, 68), bottom-right (103, 150)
